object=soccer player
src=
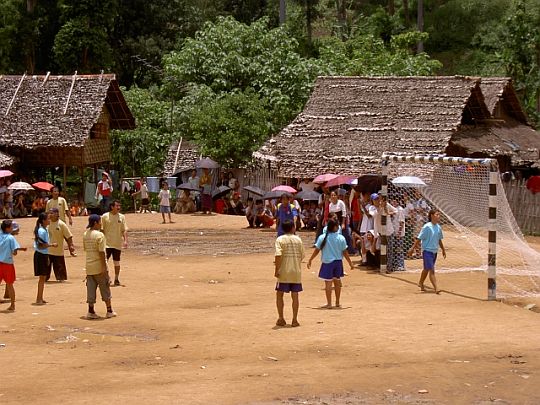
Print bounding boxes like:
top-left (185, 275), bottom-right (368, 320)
top-left (101, 200), bottom-right (128, 286)
top-left (0, 220), bottom-right (26, 311)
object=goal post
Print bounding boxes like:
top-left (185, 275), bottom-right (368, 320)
top-left (380, 154), bottom-right (501, 300)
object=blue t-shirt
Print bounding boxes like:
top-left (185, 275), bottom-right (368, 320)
top-left (276, 203), bottom-right (298, 236)
top-left (315, 232), bottom-right (347, 263)
top-left (417, 222), bottom-right (443, 253)
top-left (0, 232), bottom-right (20, 264)
top-left (34, 226), bottom-right (49, 254)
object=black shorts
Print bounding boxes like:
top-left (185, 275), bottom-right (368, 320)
top-left (106, 248), bottom-right (122, 261)
top-left (142, 198), bottom-right (150, 205)
top-left (49, 255), bottom-right (68, 280)
top-left (34, 252), bottom-right (51, 277)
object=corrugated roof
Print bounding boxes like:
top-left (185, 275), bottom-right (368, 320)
top-left (0, 74), bottom-right (135, 149)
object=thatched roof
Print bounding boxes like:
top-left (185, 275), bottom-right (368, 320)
top-left (0, 151), bottom-right (15, 168)
top-left (255, 76), bottom-right (539, 177)
top-left (0, 74), bottom-right (135, 149)
top-left (162, 139), bottom-right (201, 176)
top-left (480, 77), bottom-right (528, 122)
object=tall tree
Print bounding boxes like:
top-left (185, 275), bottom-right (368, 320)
top-left (417, 0), bottom-right (424, 52)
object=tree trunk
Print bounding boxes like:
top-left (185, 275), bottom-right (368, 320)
top-left (388, 0), bottom-right (395, 15)
top-left (417, 0), bottom-right (424, 53)
top-left (27, 0), bottom-right (37, 13)
top-left (336, 0), bottom-right (347, 39)
top-left (306, 0), bottom-right (313, 51)
top-left (279, 0), bottom-right (286, 25)
top-left (403, 0), bottom-right (410, 26)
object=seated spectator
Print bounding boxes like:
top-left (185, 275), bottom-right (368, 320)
top-left (353, 229), bottom-right (380, 269)
top-left (13, 193), bottom-right (28, 217)
top-left (32, 195), bottom-right (45, 216)
top-left (245, 197), bottom-right (255, 227)
top-left (215, 196), bottom-right (229, 214)
top-left (254, 199), bottom-right (274, 228)
top-left (228, 192), bottom-right (245, 215)
top-left (301, 201), bottom-right (319, 230)
top-left (175, 190), bottom-right (196, 214)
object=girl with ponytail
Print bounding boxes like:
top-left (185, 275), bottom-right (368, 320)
top-left (307, 218), bottom-right (354, 308)
top-left (33, 212), bottom-right (57, 305)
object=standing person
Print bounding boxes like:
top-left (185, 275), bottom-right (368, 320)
top-left (274, 220), bottom-right (305, 327)
top-left (158, 181), bottom-right (174, 224)
top-left (132, 177), bottom-right (150, 213)
top-left (47, 208), bottom-right (76, 281)
top-left (101, 200), bottom-right (128, 286)
top-left (390, 199), bottom-right (405, 271)
top-left (33, 213), bottom-right (57, 305)
top-left (307, 219), bottom-right (354, 308)
top-left (275, 194), bottom-right (298, 237)
top-left (46, 187), bottom-right (72, 226)
top-left (188, 170), bottom-right (200, 211)
top-left (199, 168), bottom-right (213, 215)
top-left (96, 172), bottom-right (113, 213)
top-left (83, 214), bottom-right (117, 319)
top-left (408, 209), bottom-right (446, 294)
top-left (0, 220), bottom-right (26, 311)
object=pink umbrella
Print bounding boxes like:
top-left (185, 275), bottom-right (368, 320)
top-left (271, 185), bottom-right (297, 193)
top-left (313, 173), bottom-right (338, 184)
top-left (325, 175), bottom-right (357, 188)
top-left (0, 170), bottom-right (13, 178)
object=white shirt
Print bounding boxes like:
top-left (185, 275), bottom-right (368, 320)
top-left (299, 181), bottom-right (316, 192)
top-left (158, 189), bottom-right (171, 207)
top-left (188, 176), bottom-right (200, 196)
top-left (360, 203), bottom-right (374, 233)
top-left (391, 206), bottom-right (405, 237)
top-left (372, 202), bottom-right (398, 236)
top-left (329, 199), bottom-right (347, 217)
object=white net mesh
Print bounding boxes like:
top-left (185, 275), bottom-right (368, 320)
top-left (384, 157), bottom-right (540, 298)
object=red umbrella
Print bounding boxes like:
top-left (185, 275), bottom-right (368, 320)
top-left (271, 185), bottom-right (297, 193)
top-left (325, 175), bottom-right (357, 188)
top-left (32, 181), bottom-right (55, 191)
top-left (313, 173), bottom-right (338, 184)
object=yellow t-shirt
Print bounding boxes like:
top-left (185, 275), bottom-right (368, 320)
top-left (101, 212), bottom-right (127, 250)
top-left (83, 229), bottom-right (106, 275)
top-left (46, 197), bottom-right (69, 222)
top-left (47, 219), bottom-right (72, 256)
top-left (275, 234), bottom-right (305, 284)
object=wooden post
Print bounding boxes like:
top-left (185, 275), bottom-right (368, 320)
top-left (63, 163), bottom-right (67, 195)
top-left (380, 159), bottom-right (389, 274)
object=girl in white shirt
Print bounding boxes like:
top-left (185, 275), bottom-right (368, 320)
top-left (328, 191), bottom-right (347, 231)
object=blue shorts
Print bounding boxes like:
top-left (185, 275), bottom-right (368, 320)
top-left (318, 260), bottom-right (344, 281)
top-left (423, 251), bottom-right (438, 271)
top-left (275, 282), bottom-right (303, 293)
top-left (160, 205), bottom-right (171, 214)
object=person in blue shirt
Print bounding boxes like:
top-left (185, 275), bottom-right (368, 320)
top-left (33, 213), bottom-right (57, 305)
top-left (408, 209), bottom-right (446, 294)
top-left (307, 219), bottom-right (354, 308)
top-left (275, 193), bottom-right (298, 237)
top-left (0, 220), bottom-right (26, 311)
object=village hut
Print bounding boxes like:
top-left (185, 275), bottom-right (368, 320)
top-left (162, 138), bottom-right (201, 178)
top-left (0, 73), bottom-right (135, 188)
top-left (254, 76), bottom-right (540, 177)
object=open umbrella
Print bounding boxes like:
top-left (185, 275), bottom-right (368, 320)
top-left (177, 182), bottom-right (200, 192)
top-left (212, 185), bottom-right (231, 199)
top-left (0, 170), bottom-right (14, 178)
top-left (391, 176), bottom-right (426, 188)
top-left (32, 181), bottom-right (55, 191)
top-left (313, 173), bottom-right (338, 184)
top-left (296, 190), bottom-right (321, 201)
top-left (325, 175), bottom-right (357, 188)
top-left (243, 185), bottom-right (265, 196)
top-left (263, 190), bottom-right (292, 200)
top-left (8, 181), bottom-right (34, 191)
top-left (272, 185), bottom-right (297, 193)
top-left (195, 158), bottom-right (220, 170)
top-left (355, 174), bottom-right (382, 193)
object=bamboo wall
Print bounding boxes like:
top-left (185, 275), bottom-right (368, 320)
top-left (503, 180), bottom-right (540, 235)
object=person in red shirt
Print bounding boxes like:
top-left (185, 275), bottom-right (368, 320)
top-left (96, 173), bottom-right (113, 213)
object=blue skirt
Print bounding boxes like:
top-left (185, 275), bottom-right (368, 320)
top-left (318, 260), bottom-right (344, 281)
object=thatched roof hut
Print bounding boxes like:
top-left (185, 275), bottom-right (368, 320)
top-left (0, 73), bottom-right (135, 171)
top-left (254, 76), bottom-right (540, 176)
top-left (162, 139), bottom-right (201, 177)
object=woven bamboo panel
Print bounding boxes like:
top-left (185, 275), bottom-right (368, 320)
top-left (84, 138), bottom-right (111, 165)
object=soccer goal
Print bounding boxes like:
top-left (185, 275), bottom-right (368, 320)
top-left (379, 153), bottom-right (540, 300)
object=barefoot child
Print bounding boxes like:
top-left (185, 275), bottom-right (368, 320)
top-left (33, 213), bottom-right (57, 305)
top-left (307, 219), bottom-right (354, 308)
top-left (0, 220), bottom-right (26, 311)
top-left (158, 181), bottom-right (174, 224)
top-left (274, 220), bottom-right (304, 327)
top-left (408, 209), bottom-right (446, 294)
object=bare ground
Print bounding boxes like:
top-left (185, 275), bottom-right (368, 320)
top-left (0, 212), bottom-right (539, 404)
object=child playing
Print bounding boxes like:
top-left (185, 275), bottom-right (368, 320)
top-left (308, 218), bottom-right (354, 308)
top-left (83, 214), bottom-right (117, 319)
top-left (274, 220), bottom-right (305, 327)
top-left (0, 220), bottom-right (26, 311)
top-left (33, 212), bottom-right (57, 305)
top-left (408, 209), bottom-right (446, 294)
top-left (158, 181), bottom-right (174, 224)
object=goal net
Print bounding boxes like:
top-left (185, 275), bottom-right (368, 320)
top-left (380, 154), bottom-right (540, 300)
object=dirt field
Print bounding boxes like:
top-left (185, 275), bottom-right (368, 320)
top-left (1, 213), bottom-right (539, 404)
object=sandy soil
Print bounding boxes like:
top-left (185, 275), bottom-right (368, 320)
top-left (0, 213), bottom-right (539, 404)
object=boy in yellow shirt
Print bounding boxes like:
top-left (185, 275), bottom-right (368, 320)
top-left (274, 220), bottom-right (304, 327)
